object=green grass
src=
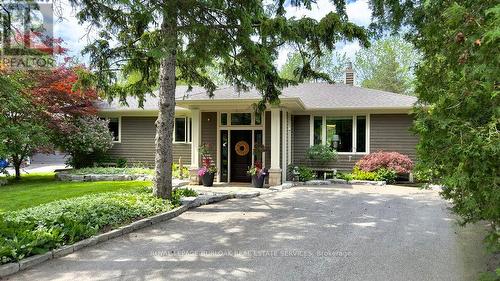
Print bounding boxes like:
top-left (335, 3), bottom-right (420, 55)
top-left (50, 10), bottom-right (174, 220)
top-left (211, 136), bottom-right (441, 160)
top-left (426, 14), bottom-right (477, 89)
top-left (0, 173), bottom-right (152, 212)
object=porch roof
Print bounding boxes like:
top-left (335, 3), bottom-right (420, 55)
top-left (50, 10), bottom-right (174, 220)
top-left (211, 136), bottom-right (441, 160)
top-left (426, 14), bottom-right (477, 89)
top-left (96, 83), bottom-right (417, 112)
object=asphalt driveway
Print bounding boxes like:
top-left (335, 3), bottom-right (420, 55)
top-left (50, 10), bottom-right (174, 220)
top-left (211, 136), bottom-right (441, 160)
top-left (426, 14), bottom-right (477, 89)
top-left (8, 185), bottom-right (489, 281)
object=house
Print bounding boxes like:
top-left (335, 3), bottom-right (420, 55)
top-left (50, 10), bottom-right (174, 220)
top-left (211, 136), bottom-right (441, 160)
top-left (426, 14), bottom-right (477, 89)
top-left (97, 68), bottom-right (418, 186)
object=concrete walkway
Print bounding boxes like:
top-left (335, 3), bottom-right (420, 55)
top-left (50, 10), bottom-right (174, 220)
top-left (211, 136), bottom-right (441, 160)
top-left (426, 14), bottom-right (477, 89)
top-left (8, 185), bottom-right (489, 281)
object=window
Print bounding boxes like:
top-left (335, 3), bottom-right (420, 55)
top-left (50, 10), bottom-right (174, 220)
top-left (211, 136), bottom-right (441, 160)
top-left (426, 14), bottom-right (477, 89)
top-left (231, 113), bottom-right (252, 125)
top-left (313, 115), bottom-right (368, 153)
top-left (356, 116), bottom-right (366, 152)
top-left (174, 117), bottom-right (191, 143)
top-left (108, 118), bottom-right (120, 142)
top-left (313, 116), bottom-right (323, 145)
top-left (326, 117), bottom-right (352, 152)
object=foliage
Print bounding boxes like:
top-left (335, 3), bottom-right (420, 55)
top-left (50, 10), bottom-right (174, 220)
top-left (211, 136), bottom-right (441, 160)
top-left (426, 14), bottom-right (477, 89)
top-left (306, 144), bottom-right (338, 163)
top-left (68, 0), bottom-right (370, 198)
top-left (356, 151), bottom-right (413, 174)
top-left (57, 116), bottom-right (114, 169)
top-left (29, 65), bottom-right (98, 130)
top-left (172, 163), bottom-right (189, 179)
top-left (409, 0), bottom-right (500, 252)
top-left (374, 168), bottom-right (397, 184)
top-left (198, 143), bottom-right (217, 176)
top-left (279, 50), bottom-right (350, 83)
top-left (369, 0), bottom-right (500, 252)
top-left (68, 167), bottom-right (154, 176)
top-left (0, 72), bottom-right (53, 179)
top-left (170, 188), bottom-right (198, 206)
top-left (115, 158), bottom-right (128, 168)
top-left (352, 166), bottom-right (378, 181)
top-left (354, 36), bottom-right (420, 95)
top-left (247, 161), bottom-right (268, 179)
top-left (0, 191), bottom-right (174, 264)
top-left (0, 173), bottom-right (151, 212)
top-left (336, 172), bottom-right (353, 182)
top-left (293, 166), bottom-right (315, 182)
top-left (197, 166), bottom-right (217, 177)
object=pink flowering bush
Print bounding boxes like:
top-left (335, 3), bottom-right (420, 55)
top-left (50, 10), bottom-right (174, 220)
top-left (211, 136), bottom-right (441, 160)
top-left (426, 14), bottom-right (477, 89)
top-left (355, 151), bottom-right (413, 174)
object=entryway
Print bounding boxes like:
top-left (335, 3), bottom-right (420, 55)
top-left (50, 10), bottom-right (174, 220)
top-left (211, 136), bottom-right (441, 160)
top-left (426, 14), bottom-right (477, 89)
top-left (230, 130), bottom-right (252, 182)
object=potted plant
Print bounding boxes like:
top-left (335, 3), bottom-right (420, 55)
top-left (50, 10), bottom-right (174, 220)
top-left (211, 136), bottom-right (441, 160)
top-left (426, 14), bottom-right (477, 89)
top-left (247, 160), bottom-right (268, 188)
top-left (198, 143), bottom-right (217, 187)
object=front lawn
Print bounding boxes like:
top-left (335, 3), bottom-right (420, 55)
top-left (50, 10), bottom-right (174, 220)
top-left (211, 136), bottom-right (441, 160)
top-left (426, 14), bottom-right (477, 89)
top-left (0, 173), bottom-right (151, 212)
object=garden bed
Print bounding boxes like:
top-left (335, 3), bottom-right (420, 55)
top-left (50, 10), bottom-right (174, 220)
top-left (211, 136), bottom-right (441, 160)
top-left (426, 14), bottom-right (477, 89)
top-left (0, 187), bottom-right (197, 272)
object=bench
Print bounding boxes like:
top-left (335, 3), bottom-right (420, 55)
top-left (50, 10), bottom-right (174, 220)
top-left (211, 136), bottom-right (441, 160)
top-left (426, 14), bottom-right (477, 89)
top-left (310, 168), bottom-right (338, 180)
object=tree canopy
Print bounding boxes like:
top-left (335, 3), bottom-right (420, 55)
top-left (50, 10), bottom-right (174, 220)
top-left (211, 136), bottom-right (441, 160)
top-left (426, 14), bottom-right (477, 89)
top-left (279, 50), bottom-right (349, 83)
top-left (354, 36), bottom-right (420, 95)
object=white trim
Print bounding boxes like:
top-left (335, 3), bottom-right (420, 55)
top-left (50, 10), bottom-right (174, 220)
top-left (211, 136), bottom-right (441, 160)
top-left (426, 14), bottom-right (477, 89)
top-left (190, 109), bottom-right (201, 168)
top-left (287, 112), bottom-right (292, 165)
top-left (173, 116), bottom-right (192, 144)
top-left (366, 114), bottom-right (371, 153)
top-left (309, 114), bottom-right (370, 154)
top-left (281, 109), bottom-right (287, 180)
top-left (270, 107), bottom-right (281, 170)
top-left (216, 113), bottom-right (221, 183)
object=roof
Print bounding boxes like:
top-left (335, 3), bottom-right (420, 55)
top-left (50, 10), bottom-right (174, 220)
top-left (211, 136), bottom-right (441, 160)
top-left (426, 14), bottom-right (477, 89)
top-left (97, 83), bottom-right (417, 112)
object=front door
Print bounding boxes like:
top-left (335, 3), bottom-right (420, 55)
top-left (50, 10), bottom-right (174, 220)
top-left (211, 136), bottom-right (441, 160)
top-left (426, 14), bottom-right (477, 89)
top-left (230, 130), bottom-right (252, 182)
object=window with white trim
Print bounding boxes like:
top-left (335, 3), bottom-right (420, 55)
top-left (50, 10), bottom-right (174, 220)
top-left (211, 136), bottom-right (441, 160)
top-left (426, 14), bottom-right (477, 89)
top-left (313, 115), bottom-right (367, 153)
top-left (105, 117), bottom-right (120, 142)
top-left (174, 117), bottom-right (191, 143)
top-left (219, 112), bottom-right (263, 126)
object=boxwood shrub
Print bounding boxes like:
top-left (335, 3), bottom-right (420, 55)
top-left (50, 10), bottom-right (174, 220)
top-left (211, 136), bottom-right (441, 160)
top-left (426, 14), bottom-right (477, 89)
top-left (0, 190), bottom-right (187, 265)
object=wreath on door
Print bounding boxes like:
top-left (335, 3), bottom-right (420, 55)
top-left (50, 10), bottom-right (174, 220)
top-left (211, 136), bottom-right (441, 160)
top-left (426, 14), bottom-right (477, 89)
top-left (235, 141), bottom-right (250, 156)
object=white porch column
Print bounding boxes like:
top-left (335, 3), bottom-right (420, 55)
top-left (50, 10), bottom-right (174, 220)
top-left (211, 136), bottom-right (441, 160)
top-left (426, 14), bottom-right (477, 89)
top-left (269, 106), bottom-right (282, 186)
top-left (281, 109), bottom-right (288, 181)
top-left (189, 108), bottom-right (201, 184)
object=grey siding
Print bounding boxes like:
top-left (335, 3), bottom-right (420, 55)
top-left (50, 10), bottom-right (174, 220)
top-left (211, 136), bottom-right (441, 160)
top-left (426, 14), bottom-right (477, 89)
top-left (291, 114), bottom-right (417, 171)
top-left (201, 112), bottom-right (217, 166)
top-left (292, 115), bottom-right (309, 165)
top-left (370, 114), bottom-right (418, 160)
top-left (107, 117), bottom-right (191, 166)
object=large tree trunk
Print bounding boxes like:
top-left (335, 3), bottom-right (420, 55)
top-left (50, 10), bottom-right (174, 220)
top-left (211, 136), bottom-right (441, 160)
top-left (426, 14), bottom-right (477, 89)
top-left (12, 156), bottom-right (21, 180)
top-left (153, 5), bottom-right (177, 199)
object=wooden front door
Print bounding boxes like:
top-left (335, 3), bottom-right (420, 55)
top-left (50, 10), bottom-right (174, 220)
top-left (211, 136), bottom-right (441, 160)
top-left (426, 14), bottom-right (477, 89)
top-left (230, 130), bottom-right (252, 182)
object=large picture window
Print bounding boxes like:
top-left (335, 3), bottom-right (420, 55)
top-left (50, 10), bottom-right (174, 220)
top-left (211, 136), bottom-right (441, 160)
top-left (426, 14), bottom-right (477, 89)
top-left (326, 117), bottom-right (352, 152)
top-left (313, 115), bottom-right (368, 153)
top-left (174, 117), bottom-right (191, 143)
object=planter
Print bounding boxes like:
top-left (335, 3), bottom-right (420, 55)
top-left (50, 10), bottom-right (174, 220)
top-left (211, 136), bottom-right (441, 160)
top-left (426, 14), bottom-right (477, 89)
top-left (201, 172), bottom-right (215, 187)
top-left (251, 175), bottom-right (266, 188)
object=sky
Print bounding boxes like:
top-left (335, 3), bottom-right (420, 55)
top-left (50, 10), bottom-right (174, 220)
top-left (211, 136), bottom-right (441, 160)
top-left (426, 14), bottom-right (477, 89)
top-left (52, 0), bottom-right (372, 68)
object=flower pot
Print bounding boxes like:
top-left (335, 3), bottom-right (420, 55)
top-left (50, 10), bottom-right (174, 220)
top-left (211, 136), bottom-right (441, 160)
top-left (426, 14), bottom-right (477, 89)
top-left (252, 175), bottom-right (266, 188)
top-left (202, 172), bottom-right (215, 187)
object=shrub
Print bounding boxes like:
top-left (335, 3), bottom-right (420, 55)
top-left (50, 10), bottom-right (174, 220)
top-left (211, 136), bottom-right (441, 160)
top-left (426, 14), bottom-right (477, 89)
top-left (0, 191), bottom-right (174, 264)
top-left (336, 172), bottom-right (353, 181)
top-left (171, 188), bottom-right (198, 206)
top-left (375, 168), bottom-right (397, 183)
top-left (351, 166), bottom-right (378, 181)
top-left (115, 158), bottom-right (128, 168)
top-left (356, 151), bottom-right (413, 174)
top-left (306, 144), bottom-right (338, 163)
top-left (296, 166), bottom-right (315, 181)
top-left (57, 116), bottom-right (114, 169)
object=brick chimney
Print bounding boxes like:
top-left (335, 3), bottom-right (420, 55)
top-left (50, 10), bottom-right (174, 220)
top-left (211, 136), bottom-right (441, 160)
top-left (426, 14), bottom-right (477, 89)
top-left (345, 62), bottom-right (354, 86)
